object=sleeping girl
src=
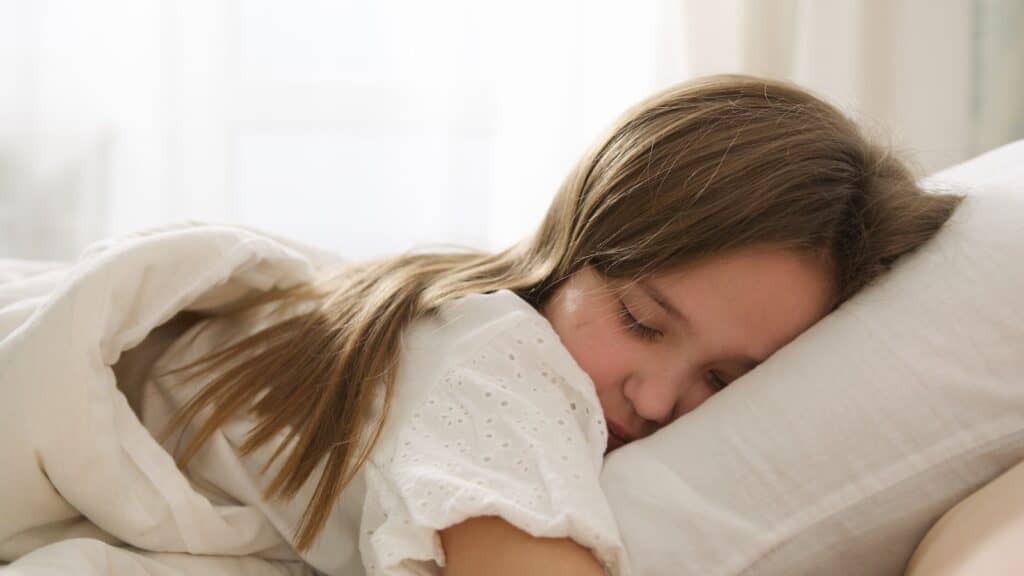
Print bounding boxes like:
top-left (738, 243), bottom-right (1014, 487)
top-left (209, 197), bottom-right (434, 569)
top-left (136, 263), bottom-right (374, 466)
top-left (0, 73), bottom-right (962, 576)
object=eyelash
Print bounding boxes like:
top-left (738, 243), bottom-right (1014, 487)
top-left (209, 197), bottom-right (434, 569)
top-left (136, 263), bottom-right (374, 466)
top-left (618, 299), bottom-right (730, 391)
top-left (708, 372), bottom-right (728, 391)
top-left (617, 300), bottom-right (661, 341)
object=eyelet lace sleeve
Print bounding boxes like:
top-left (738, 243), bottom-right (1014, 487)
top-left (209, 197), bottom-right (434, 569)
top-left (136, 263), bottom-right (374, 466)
top-left (358, 317), bottom-right (629, 576)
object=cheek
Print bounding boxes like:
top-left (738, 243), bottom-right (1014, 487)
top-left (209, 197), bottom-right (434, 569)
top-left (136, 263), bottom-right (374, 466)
top-left (557, 312), bottom-right (630, 396)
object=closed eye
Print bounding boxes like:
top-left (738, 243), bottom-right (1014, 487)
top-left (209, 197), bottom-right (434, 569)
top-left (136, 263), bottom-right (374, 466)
top-left (707, 371), bottom-right (729, 391)
top-left (617, 300), bottom-right (662, 341)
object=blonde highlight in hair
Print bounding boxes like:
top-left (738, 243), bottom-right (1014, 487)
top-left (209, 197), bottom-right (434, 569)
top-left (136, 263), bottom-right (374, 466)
top-left (159, 74), bottom-right (963, 551)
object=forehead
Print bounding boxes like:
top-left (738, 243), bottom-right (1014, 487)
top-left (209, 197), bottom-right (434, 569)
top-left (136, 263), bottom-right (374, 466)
top-left (645, 246), bottom-right (835, 357)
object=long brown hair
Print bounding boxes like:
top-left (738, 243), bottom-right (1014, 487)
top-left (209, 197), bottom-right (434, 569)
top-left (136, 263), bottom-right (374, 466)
top-left (160, 74), bottom-right (963, 551)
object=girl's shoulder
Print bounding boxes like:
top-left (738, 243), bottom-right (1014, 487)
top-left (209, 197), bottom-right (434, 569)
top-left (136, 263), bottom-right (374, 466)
top-left (435, 289), bottom-right (542, 336)
top-left (361, 290), bottom-right (626, 575)
top-left (414, 289), bottom-right (591, 391)
top-left (388, 288), bottom-right (609, 464)
top-left (401, 289), bottom-right (540, 362)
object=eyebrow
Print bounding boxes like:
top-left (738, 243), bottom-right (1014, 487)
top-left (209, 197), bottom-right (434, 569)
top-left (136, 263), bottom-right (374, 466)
top-left (638, 279), bottom-right (764, 370)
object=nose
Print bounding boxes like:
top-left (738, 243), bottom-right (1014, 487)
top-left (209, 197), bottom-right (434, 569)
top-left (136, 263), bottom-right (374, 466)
top-left (622, 370), bottom-right (684, 428)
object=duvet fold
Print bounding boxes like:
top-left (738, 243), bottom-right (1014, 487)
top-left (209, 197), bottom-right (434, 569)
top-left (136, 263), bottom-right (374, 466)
top-left (0, 224), bottom-right (335, 575)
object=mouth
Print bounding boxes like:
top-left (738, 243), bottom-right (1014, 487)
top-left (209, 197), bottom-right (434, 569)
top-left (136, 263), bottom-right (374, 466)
top-left (606, 420), bottom-right (636, 452)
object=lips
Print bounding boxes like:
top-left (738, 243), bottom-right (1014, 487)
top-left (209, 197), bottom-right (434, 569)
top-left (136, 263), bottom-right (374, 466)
top-left (606, 420), bottom-right (636, 452)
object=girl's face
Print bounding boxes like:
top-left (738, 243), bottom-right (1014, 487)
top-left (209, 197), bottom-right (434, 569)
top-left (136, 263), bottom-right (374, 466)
top-left (541, 245), bottom-right (836, 454)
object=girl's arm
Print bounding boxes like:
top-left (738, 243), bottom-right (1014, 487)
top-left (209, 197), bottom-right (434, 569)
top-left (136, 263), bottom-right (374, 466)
top-left (441, 516), bottom-right (607, 576)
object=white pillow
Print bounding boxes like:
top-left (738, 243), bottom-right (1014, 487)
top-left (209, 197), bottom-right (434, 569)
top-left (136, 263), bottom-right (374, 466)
top-left (600, 139), bottom-right (1024, 576)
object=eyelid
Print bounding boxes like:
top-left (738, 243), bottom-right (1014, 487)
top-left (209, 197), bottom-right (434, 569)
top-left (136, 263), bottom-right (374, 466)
top-left (618, 299), bottom-right (662, 340)
top-left (708, 371), bottom-right (728, 390)
top-left (639, 280), bottom-right (686, 326)
top-left (624, 292), bottom-right (663, 324)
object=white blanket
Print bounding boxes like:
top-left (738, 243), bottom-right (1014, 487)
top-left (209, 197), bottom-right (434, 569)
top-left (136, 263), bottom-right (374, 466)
top-left (0, 223), bottom-right (343, 575)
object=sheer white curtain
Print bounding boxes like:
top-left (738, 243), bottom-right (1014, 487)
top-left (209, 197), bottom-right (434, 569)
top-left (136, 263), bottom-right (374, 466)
top-left (0, 0), bottom-right (687, 259)
top-left (3, 0), bottom-right (1020, 260)
top-left (683, 0), bottom-right (1023, 176)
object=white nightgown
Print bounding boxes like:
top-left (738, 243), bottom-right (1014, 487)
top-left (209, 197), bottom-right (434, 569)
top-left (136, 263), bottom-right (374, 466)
top-left (140, 288), bottom-right (630, 576)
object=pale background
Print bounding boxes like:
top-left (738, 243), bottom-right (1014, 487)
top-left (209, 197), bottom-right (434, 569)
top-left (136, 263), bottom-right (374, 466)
top-left (1, 0), bottom-right (1022, 260)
